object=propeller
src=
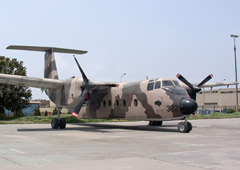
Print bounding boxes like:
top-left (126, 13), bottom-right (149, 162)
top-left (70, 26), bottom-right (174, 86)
top-left (176, 73), bottom-right (213, 100)
top-left (198, 74), bottom-right (213, 87)
top-left (72, 55), bottom-right (94, 117)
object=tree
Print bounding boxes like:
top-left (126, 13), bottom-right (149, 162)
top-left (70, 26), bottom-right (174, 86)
top-left (34, 107), bottom-right (41, 116)
top-left (44, 111), bottom-right (48, 116)
top-left (0, 56), bottom-right (32, 119)
top-left (52, 107), bottom-right (58, 115)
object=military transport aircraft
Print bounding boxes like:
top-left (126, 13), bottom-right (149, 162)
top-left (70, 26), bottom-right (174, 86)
top-left (0, 45), bottom-right (235, 133)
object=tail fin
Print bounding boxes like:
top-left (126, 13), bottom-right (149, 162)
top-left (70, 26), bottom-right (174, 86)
top-left (44, 50), bottom-right (58, 79)
top-left (6, 45), bottom-right (88, 79)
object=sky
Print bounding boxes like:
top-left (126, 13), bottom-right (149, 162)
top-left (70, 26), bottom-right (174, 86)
top-left (0, 0), bottom-right (240, 99)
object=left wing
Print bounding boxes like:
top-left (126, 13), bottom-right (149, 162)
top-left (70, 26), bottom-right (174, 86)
top-left (0, 74), bottom-right (63, 89)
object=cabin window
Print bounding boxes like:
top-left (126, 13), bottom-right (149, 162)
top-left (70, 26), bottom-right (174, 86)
top-left (147, 80), bottom-right (154, 91)
top-left (97, 101), bottom-right (100, 108)
top-left (108, 100), bottom-right (111, 106)
top-left (162, 80), bottom-right (174, 87)
top-left (134, 99), bottom-right (138, 107)
top-left (116, 100), bottom-right (119, 106)
top-left (155, 81), bottom-right (161, 89)
top-left (123, 99), bottom-right (127, 107)
top-left (103, 100), bottom-right (106, 107)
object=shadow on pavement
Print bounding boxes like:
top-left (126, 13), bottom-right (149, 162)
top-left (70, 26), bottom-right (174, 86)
top-left (17, 122), bottom-right (179, 133)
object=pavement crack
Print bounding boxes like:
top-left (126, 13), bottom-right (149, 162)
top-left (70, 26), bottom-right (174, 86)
top-left (0, 154), bottom-right (22, 166)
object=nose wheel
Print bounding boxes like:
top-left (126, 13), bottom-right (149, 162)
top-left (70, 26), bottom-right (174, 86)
top-left (177, 116), bottom-right (192, 133)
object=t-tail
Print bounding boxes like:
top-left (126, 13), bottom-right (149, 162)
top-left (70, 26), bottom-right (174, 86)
top-left (6, 45), bottom-right (88, 104)
top-left (7, 45), bottom-right (88, 80)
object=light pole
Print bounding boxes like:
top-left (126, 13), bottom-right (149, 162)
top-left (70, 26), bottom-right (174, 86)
top-left (120, 73), bottom-right (126, 82)
top-left (219, 79), bottom-right (225, 113)
top-left (231, 34), bottom-right (239, 112)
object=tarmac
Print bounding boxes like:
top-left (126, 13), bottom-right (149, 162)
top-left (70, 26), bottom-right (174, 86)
top-left (0, 118), bottom-right (240, 170)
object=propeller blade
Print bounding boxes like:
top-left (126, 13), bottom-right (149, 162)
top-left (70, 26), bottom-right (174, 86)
top-left (72, 89), bottom-right (88, 117)
top-left (176, 73), bottom-right (194, 90)
top-left (73, 55), bottom-right (88, 82)
top-left (191, 92), bottom-right (197, 101)
top-left (198, 74), bottom-right (213, 87)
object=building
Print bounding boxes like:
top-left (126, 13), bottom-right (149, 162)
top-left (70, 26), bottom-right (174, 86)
top-left (5, 100), bottom-right (41, 117)
top-left (39, 100), bottom-right (70, 114)
top-left (4, 100), bottom-right (70, 117)
top-left (196, 88), bottom-right (239, 113)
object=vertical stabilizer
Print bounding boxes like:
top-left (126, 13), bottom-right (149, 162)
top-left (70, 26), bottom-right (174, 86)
top-left (44, 50), bottom-right (59, 79)
top-left (6, 45), bottom-right (88, 80)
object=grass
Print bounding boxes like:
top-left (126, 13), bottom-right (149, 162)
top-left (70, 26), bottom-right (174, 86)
top-left (0, 114), bottom-right (130, 124)
top-left (188, 112), bottom-right (240, 120)
top-left (1, 112), bottom-right (240, 124)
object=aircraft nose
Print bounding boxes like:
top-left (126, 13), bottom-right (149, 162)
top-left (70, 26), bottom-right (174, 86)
top-left (180, 98), bottom-right (198, 115)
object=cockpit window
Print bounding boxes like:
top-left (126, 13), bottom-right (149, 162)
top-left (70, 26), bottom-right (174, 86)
top-left (147, 80), bottom-right (154, 91)
top-left (173, 80), bottom-right (180, 87)
top-left (155, 81), bottom-right (161, 89)
top-left (147, 79), bottom-right (179, 91)
top-left (162, 80), bottom-right (174, 87)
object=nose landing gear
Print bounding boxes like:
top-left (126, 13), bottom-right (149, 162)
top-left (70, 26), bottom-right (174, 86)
top-left (177, 116), bottom-right (192, 133)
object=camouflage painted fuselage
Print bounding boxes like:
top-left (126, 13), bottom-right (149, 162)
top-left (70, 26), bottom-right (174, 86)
top-left (46, 78), bottom-right (189, 121)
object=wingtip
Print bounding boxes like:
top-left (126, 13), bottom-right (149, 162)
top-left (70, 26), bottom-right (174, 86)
top-left (6, 45), bottom-right (13, 49)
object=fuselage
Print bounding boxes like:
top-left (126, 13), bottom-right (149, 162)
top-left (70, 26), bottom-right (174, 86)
top-left (46, 78), bottom-right (192, 121)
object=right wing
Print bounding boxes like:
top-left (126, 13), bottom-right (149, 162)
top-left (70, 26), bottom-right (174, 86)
top-left (0, 73), bottom-right (63, 89)
top-left (195, 82), bottom-right (238, 88)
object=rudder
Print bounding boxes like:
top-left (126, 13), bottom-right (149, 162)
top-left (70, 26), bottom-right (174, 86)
top-left (44, 50), bottom-right (59, 79)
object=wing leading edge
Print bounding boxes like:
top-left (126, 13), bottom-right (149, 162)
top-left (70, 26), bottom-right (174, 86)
top-left (0, 74), bottom-right (63, 89)
top-left (195, 82), bottom-right (238, 88)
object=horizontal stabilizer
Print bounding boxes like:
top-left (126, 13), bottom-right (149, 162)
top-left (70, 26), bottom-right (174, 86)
top-left (7, 45), bottom-right (87, 54)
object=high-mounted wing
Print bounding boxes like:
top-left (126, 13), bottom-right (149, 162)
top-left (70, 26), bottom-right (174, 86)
top-left (197, 82), bottom-right (238, 88)
top-left (0, 74), bottom-right (63, 89)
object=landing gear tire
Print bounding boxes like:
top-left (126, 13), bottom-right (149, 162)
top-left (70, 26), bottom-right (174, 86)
top-left (177, 122), bottom-right (192, 133)
top-left (148, 121), bottom-right (163, 126)
top-left (51, 118), bottom-right (66, 129)
top-left (51, 118), bottom-right (59, 129)
top-left (187, 122), bottom-right (192, 132)
top-left (59, 118), bottom-right (66, 129)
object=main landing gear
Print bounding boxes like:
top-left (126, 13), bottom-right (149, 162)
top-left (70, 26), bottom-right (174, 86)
top-left (177, 116), bottom-right (192, 133)
top-left (51, 107), bottom-right (66, 129)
